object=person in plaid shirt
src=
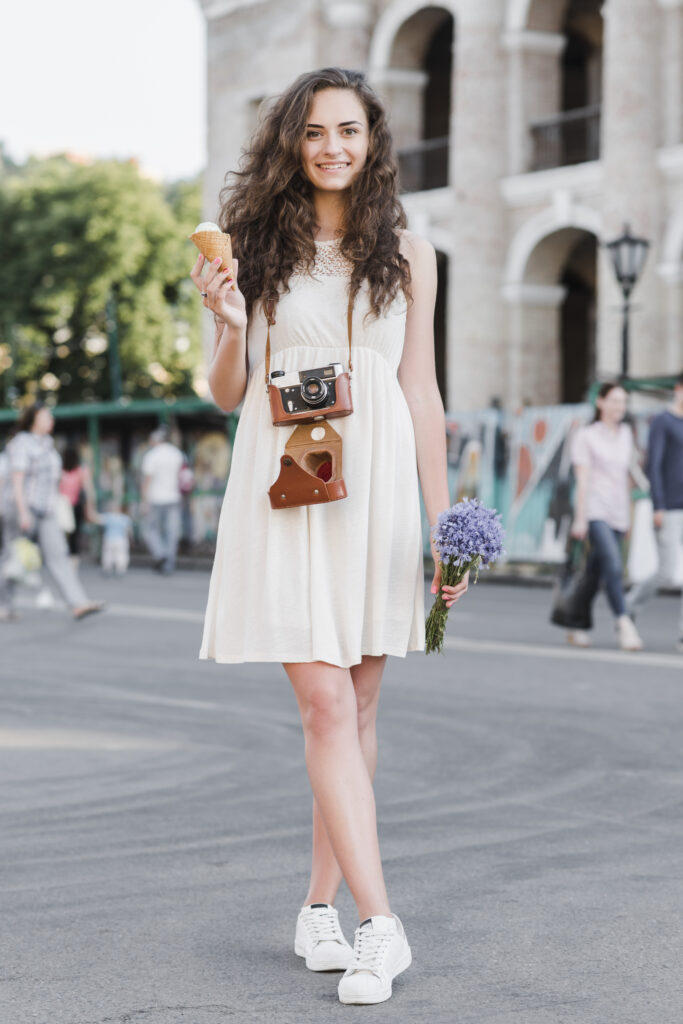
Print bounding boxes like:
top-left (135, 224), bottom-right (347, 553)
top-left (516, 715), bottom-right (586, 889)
top-left (0, 401), bottom-right (104, 622)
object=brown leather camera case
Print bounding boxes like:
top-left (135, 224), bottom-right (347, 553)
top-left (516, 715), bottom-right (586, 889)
top-left (269, 421), bottom-right (347, 509)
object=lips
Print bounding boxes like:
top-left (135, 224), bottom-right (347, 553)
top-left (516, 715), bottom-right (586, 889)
top-left (317, 163), bottom-right (351, 171)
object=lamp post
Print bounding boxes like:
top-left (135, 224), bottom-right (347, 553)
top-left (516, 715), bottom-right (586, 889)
top-left (605, 223), bottom-right (650, 380)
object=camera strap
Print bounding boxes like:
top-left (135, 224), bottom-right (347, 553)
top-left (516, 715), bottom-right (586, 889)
top-left (264, 292), bottom-right (354, 392)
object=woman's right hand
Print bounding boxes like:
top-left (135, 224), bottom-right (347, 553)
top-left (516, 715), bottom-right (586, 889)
top-left (190, 255), bottom-right (247, 333)
top-left (570, 516), bottom-right (588, 540)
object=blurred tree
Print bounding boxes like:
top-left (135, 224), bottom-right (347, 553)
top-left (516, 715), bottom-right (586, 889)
top-left (0, 154), bottom-right (203, 405)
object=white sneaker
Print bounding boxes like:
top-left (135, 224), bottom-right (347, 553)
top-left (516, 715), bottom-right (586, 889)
top-left (294, 903), bottom-right (353, 972)
top-left (338, 913), bottom-right (412, 1005)
top-left (35, 586), bottom-right (56, 610)
top-left (617, 616), bottom-right (643, 651)
top-left (567, 629), bottom-right (591, 647)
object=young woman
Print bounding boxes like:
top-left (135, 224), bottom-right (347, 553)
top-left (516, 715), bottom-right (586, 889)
top-left (59, 445), bottom-right (97, 557)
top-left (0, 402), bottom-right (104, 622)
top-left (192, 68), bottom-right (468, 1006)
top-left (569, 382), bottom-right (644, 651)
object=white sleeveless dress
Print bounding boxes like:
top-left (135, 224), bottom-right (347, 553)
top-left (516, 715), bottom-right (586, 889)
top-left (199, 238), bottom-right (425, 668)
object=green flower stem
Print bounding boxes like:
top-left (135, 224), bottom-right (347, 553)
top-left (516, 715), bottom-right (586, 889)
top-left (425, 555), bottom-right (482, 655)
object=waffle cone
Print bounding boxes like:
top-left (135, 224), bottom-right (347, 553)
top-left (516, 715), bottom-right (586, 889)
top-left (190, 230), bottom-right (233, 272)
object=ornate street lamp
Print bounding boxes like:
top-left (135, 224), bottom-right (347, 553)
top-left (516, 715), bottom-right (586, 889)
top-left (605, 223), bottom-right (650, 380)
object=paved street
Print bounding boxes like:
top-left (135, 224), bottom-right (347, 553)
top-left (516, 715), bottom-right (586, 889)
top-left (1, 567), bottom-right (682, 1024)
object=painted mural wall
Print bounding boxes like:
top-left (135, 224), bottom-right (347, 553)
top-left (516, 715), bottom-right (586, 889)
top-left (442, 402), bottom-right (683, 581)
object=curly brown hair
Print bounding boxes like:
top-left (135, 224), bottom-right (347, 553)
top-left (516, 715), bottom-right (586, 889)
top-left (216, 67), bottom-right (411, 322)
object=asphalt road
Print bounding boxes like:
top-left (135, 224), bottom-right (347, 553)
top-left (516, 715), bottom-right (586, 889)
top-left (1, 566), bottom-right (682, 1024)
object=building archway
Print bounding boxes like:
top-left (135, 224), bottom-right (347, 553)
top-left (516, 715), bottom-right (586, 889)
top-left (504, 218), bottom-right (599, 405)
top-left (506, 0), bottom-right (603, 172)
top-left (369, 3), bottom-right (455, 191)
top-left (559, 233), bottom-right (597, 402)
top-left (369, 0), bottom-right (457, 71)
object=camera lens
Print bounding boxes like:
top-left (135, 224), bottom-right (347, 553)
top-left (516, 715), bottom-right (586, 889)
top-left (301, 376), bottom-right (328, 406)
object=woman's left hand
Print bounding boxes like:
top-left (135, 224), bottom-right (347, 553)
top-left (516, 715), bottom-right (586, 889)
top-left (430, 541), bottom-right (469, 609)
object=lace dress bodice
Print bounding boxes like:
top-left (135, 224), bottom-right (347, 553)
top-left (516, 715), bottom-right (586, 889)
top-left (246, 238), bottom-right (408, 377)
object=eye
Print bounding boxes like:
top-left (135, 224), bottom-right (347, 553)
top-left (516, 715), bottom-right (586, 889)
top-left (306, 130), bottom-right (322, 139)
top-left (342, 128), bottom-right (359, 136)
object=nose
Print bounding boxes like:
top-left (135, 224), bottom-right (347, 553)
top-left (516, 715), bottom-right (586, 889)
top-left (323, 133), bottom-right (344, 156)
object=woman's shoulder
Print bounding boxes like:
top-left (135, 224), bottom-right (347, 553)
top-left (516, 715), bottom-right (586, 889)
top-left (7, 431), bottom-right (30, 451)
top-left (398, 229), bottom-right (436, 266)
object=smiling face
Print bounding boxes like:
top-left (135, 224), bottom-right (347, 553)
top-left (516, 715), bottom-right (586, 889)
top-left (300, 88), bottom-right (369, 195)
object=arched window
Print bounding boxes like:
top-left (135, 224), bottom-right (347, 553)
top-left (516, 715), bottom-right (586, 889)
top-left (560, 234), bottom-right (597, 402)
top-left (528, 0), bottom-right (603, 170)
top-left (381, 6), bottom-right (454, 192)
top-left (507, 222), bottom-right (598, 405)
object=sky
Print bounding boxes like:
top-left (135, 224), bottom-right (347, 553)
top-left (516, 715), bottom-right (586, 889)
top-left (0, 0), bottom-right (206, 181)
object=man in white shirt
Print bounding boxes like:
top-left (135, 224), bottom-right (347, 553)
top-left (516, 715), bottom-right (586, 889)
top-left (140, 426), bottom-right (185, 574)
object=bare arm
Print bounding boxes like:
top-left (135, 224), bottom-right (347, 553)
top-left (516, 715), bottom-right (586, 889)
top-left (629, 450), bottom-right (649, 493)
top-left (571, 462), bottom-right (589, 538)
top-left (11, 470), bottom-right (31, 531)
top-left (397, 233), bottom-right (450, 524)
top-left (190, 254), bottom-right (249, 413)
top-left (208, 321), bottom-right (248, 412)
top-left (397, 231), bottom-right (467, 608)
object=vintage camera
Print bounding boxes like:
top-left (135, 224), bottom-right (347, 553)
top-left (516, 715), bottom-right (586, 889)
top-left (268, 362), bottom-right (353, 426)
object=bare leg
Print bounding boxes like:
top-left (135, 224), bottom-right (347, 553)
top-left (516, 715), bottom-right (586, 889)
top-left (284, 657), bottom-right (390, 922)
top-left (304, 655), bottom-right (387, 907)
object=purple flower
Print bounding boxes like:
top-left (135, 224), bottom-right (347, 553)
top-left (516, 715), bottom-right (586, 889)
top-left (431, 498), bottom-right (505, 569)
top-left (426, 499), bottom-right (505, 655)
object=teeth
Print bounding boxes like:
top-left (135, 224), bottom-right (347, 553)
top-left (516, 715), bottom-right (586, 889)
top-left (319, 163), bottom-right (348, 169)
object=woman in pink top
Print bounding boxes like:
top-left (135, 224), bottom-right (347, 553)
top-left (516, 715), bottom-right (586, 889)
top-left (570, 382), bottom-right (643, 651)
top-left (59, 446), bottom-right (96, 556)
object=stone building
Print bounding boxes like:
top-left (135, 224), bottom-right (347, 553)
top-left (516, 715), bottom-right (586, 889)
top-left (196, 0), bottom-right (683, 411)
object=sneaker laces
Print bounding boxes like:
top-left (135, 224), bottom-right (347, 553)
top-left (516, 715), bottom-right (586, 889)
top-left (304, 907), bottom-right (344, 944)
top-left (348, 925), bottom-right (393, 976)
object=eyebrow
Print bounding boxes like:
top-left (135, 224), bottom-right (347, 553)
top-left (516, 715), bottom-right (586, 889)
top-left (306, 121), bottom-right (363, 128)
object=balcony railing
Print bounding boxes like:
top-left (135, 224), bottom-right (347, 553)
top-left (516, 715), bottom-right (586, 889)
top-left (397, 137), bottom-right (449, 192)
top-left (530, 105), bottom-right (601, 172)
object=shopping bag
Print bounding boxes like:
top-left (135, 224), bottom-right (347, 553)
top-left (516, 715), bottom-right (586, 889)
top-left (2, 537), bottom-right (43, 585)
top-left (55, 492), bottom-right (76, 534)
top-left (626, 497), bottom-right (659, 584)
top-left (550, 540), bottom-right (593, 631)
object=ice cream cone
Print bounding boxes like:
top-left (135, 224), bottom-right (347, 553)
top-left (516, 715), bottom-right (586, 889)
top-left (190, 229), bottom-right (233, 272)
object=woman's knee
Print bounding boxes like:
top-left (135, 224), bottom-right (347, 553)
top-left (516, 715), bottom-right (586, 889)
top-left (299, 676), bottom-right (355, 739)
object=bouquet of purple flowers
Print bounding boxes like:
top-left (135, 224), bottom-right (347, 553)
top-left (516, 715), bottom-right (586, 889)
top-left (426, 498), bottom-right (505, 655)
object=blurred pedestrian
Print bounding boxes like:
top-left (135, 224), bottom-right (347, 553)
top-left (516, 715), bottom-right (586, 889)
top-left (140, 426), bottom-right (184, 574)
top-left (627, 371), bottom-right (683, 651)
top-left (568, 382), bottom-right (645, 651)
top-left (59, 445), bottom-right (97, 558)
top-left (0, 448), bottom-right (8, 533)
top-left (178, 457), bottom-right (195, 550)
top-left (0, 401), bottom-right (104, 622)
top-left (98, 501), bottom-right (132, 576)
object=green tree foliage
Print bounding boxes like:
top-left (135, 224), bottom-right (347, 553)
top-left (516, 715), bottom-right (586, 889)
top-left (0, 155), bottom-right (203, 405)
